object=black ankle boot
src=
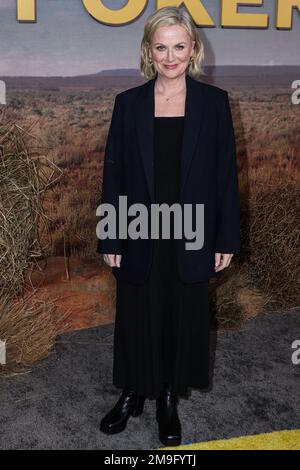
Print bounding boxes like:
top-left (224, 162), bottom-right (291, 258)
top-left (100, 388), bottom-right (145, 434)
top-left (156, 385), bottom-right (181, 446)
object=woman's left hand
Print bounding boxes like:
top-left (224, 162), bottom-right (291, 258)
top-left (214, 253), bottom-right (233, 272)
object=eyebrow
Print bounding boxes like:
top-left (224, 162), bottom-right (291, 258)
top-left (153, 42), bottom-right (187, 46)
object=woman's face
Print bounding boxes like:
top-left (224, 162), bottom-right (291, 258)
top-left (148, 24), bottom-right (195, 79)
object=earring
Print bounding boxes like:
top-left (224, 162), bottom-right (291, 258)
top-left (189, 56), bottom-right (194, 65)
top-left (149, 57), bottom-right (153, 64)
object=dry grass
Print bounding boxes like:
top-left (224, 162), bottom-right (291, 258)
top-left (0, 291), bottom-right (64, 378)
top-left (0, 112), bottom-right (62, 299)
top-left (210, 265), bottom-right (271, 331)
top-left (0, 112), bottom-right (64, 376)
top-left (211, 180), bottom-right (299, 330)
top-left (245, 181), bottom-right (300, 312)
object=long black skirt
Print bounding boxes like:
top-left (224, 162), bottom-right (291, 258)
top-left (112, 233), bottom-right (210, 400)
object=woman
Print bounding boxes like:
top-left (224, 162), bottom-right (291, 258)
top-left (96, 7), bottom-right (240, 447)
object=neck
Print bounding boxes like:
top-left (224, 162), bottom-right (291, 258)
top-left (155, 73), bottom-right (186, 93)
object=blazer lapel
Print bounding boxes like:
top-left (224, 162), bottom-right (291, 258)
top-left (134, 73), bottom-right (207, 204)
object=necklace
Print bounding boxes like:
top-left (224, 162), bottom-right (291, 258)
top-left (155, 84), bottom-right (186, 102)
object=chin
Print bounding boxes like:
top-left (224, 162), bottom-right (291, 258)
top-left (160, 68), bottom-right (185, 77)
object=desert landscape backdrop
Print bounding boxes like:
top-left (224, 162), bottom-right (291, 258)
top-left (1, 66), bottom-right (299, 332)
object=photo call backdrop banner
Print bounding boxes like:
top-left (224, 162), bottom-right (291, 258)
top-left (0, 1), bottom-right (299, 336)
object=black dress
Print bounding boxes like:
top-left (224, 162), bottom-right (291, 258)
top-left (112, 116), bottom-right (210, 399)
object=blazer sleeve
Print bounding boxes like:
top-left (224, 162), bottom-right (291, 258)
top-left (96, 93), bottom-right (124, 255)
top-left (215, 91), bottom-right (241, 254)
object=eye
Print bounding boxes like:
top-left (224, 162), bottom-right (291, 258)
top-left (155, 45), bottom-right (185, 51)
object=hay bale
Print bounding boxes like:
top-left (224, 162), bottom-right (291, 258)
top-left (0, 116), bottom-right (62, 377)
top-left (0, 292), bottom-right (62, 378)
top-left (0, 118), bottom-right (62, 300)
top-left (210, 265), bottom-right (270, 331)
top-left (245, 181), bottom-right (300, 312)
top-left (212, 180), bottom-right (299, 331)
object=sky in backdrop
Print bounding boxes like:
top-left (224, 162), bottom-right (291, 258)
top-left (0, 0), bottom-right (299, 76)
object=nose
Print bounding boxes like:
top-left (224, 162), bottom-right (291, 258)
top-left (167, 49), bottom-right (175, 62)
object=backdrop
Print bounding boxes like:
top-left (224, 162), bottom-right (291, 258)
top-left (0, 0), bottom-right (299, 333)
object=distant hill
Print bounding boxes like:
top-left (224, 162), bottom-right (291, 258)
top-left (0, 66), bottom-right (299, 89)
top-left (94, 69), bottom-right (139, 77)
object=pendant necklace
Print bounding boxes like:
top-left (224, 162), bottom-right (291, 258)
top-left (155, 84), bottom-right (186, 102)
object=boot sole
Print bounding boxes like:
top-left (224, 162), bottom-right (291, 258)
top-left (100, 421), bottom-right (127, 434)
top-left (156, 415), bottom-right (181, 446)
top-left (159, 435), bottom-right (181, 447)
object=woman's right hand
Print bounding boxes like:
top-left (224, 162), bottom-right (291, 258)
top-left (103, 254), bottom-right (122, 268)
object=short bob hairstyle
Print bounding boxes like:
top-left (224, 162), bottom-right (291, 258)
top-left (140, 6), bottom-right (205, 81)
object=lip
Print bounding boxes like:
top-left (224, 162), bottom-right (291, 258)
top-left (164, 64), bottom-right (178, 69)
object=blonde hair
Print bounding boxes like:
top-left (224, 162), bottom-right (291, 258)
top-left (140, 6), bottom-right (205, 80)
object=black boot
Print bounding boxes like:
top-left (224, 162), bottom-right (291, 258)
top-left (100, 388), bottom-right (145, 434)
top-left (156, 385), bottom-right (181, 446)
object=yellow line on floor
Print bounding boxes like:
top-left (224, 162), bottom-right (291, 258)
top-left (159, 429), bottom-right (300, 450)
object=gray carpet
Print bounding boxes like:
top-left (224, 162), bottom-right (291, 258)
top-left (0, 308), bottom-right (299, 450)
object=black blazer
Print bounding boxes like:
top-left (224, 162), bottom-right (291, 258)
top-left (96, 73), bottom-right (240, 284)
